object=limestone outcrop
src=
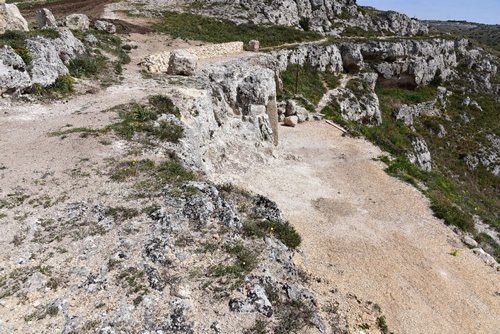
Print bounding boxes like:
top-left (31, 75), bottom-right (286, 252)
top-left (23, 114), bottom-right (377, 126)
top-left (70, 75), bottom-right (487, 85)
top-left (25, 28), bottom-right (86, 86)
top-left (271, 38), bottom-right (496, 89)
top-left (175, 0), bottom-right (427, 37)
top-left (0, 3), bottom-right (28, 34)
top-left (408, 136), bottom-right (432, 171)
top-left (0, 45), bottom-right (31, 93)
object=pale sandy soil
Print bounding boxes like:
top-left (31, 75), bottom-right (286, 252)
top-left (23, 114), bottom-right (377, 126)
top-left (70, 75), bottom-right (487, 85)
top-left (214, 122), bottom-right (500, 334)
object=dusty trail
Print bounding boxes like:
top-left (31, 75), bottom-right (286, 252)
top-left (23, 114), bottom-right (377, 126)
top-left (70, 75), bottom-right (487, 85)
top-left (214, 122), bottom-right (500, 334)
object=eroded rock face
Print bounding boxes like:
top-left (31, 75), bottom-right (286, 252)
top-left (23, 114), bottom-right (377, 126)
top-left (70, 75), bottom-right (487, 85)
top-left (0, 3), bottom-right (28, 34)
top-left (392, 87), bottom-right (449, 127)
top-left (0, 45), bottom-right (31, 93)
top-left (163, 55), bottom-right (280, 176)
top-left (26, 29), bottom-right (86, 86)
top-left (35, 8), bottom-right (57, 29)
top-left (367, 10), bottom-right (429, 36)
top-left (26, 37), bottom-right (69, 86)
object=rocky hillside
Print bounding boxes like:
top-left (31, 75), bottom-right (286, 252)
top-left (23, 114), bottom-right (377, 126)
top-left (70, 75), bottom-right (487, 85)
top-left (1, 0), bottom-right (499, 333)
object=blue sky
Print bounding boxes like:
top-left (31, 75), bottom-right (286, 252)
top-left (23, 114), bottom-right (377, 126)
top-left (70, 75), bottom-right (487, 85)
top-left (356, 0), bottom-right (499, 24)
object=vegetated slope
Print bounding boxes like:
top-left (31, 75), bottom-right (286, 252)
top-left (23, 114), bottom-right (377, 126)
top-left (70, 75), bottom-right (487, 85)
top-left (427, 20), bottom-right (500, 55)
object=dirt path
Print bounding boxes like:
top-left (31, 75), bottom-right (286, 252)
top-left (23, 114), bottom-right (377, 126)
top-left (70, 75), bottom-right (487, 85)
top-left (214, 122), bottom-right (500, 334)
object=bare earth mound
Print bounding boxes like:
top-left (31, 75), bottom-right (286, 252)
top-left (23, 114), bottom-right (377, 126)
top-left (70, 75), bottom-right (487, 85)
top-left (215, 122), bottom-right (500, 334)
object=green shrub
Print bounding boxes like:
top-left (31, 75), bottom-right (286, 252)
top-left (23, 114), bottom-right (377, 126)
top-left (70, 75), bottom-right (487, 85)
top-left (148, 95), bottom-right (180, 116)
top-left (68, 55), bottom-right (103, 78)
top-left (299, 17), bottom-right (311, 31)
top-left (243, 219), bottom-right (302, 249)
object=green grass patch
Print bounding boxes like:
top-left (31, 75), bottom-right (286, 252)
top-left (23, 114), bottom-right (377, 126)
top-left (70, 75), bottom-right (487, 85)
top-left (68, 55), bottom-right (107, 78)
top-left (110, 101), bottom-right (184, 143)
top-left (280, 64), bottom-right (327, 105)
top-left (151, 11), bottom-right (322, 48)
top-left (375, 85), bottom-right (437, 111)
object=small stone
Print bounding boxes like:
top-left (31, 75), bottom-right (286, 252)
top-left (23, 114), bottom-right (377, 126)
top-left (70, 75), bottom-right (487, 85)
top-left (212, 234), bottom-right (220, 240)
top-left (462, 235), bottom-right (478, 248)
top-left (84, 34), bottom-right (98, 45)
top-left (94, 20), bottom-right (116, 34)
top-left (247, 40), bottom-right (260, 52)
top-left (64, 13), bottom-right (90, 31)
top-left (284, 116), bottom-right (298, 127)
top-left (462, 96), bottom-right (471, 106)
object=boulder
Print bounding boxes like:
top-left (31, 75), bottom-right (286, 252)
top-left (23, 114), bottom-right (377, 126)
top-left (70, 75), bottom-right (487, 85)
top-left (0, 3), bottom-right (29, 34)
top-left (0, 45), bottom-right (31, 93)
top-left (51, 28), bottom-right (87, 64)
top-left (167, 50), bottom-right (197, 76)
top-left (64, 14), bottom-right (90, 31)
top-left (94, 20), bottom-right (116, 34)
top-left (35, 8), bottom-right (57, 29)
top-left (296, 106), bottom-right (309, 123)
top-left (247, 40), bottom-right (260, 52)
top-left (285, 99), bottom-right (296, 116)
top-left (284, 116), bottom-right (298, 127)
top-left (26, 37), bottom-right (69, 86)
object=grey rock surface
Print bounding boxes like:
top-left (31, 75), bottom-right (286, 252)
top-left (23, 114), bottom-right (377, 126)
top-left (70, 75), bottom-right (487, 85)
top-left (95, 20), bottom-right (116, 34)
top-left (167, 50), bottom-right (198, 76)
top-left (26, 37), bottom-right (70, 86)
top-left (285, 99), bottom-right (296, 116)
top-left (408, 136), bottom-right (432, 171)
top-left (35, 8), bottom-right (57, 29)
top-left (26, 28), bottom-right (86, 86)
top-left (64, 13), bottom-right (90, 31)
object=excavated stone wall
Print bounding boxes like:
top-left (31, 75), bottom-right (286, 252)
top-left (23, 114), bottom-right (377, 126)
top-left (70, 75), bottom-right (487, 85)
top-left (141, 41), bottom-right (244, 73)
